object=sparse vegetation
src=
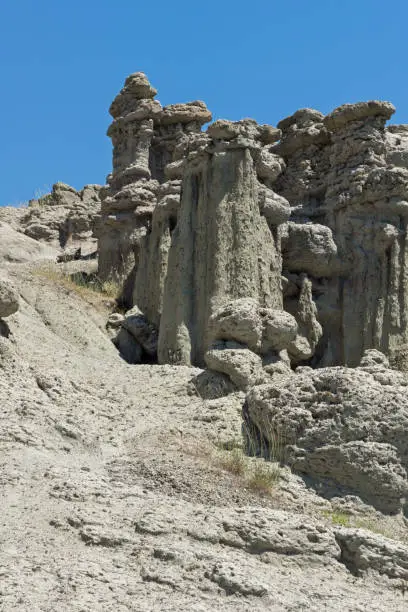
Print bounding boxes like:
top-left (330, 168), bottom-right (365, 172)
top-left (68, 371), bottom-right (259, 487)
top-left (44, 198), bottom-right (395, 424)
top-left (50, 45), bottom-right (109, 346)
top-left (243, 416), bottom-right (286, 463)
top-left (321, 510), bottom-right (408, 544)
top-left (322, 510), bottom-right (351, 527)
top-left (33, 263), bottom-right (121, 312)
top-left (180, 432), bottom-right (281, 497)
top-left (246, 460), bottom-right (281, 494)
top-left (217, 447), bottom-right (246, 476)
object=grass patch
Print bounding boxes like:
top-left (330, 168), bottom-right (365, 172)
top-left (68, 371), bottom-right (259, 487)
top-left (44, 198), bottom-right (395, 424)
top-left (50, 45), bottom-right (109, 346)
top-left (213, 437), bottom-right (243, 452)
top-left (321, 511), bottom-right (407, 542)
top-left (322, 510), bottom-right (351, 527)
top-left (246, 460), bottom-right (281, 495)
top-left (217, 447), bottom-right (246, 476)
top-left (180, 433), bottom-right (281, 497)
top-left (215, 444), bottom-right (281, 495)
top-left (243, 416), bottom-right (286, 463)
top-left (33, 263), bottom-right (121, 312)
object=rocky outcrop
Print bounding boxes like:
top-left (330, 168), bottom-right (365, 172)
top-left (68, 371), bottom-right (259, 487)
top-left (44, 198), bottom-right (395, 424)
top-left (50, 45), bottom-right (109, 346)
top-left (99, 73), bottom-right (408, 376)
top-left (276, 100), bottom-right (408, 367)
top-left (97, 72), bottom-right (212, 309)
top-left (0, 221), bottom-right (55, 263)
top-left (245, 350), bottom-right (408, 514)
top-left (1, 183), bottom-right (102, 254)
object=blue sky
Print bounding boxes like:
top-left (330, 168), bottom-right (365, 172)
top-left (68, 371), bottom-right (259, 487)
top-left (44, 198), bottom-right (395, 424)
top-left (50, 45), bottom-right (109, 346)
top-left (1, 0), bottom-right (407, 206)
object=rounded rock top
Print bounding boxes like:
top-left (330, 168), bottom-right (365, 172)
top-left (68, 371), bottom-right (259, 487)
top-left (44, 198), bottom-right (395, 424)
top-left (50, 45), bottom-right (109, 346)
top-left (158, 101), bottom-right (212, 126)
top-left (277, 108), bottom-right (325, 131)
top-left (123, 72), bottom-right (158, 99)
top-left (324, 100), bottom-right (396, 131)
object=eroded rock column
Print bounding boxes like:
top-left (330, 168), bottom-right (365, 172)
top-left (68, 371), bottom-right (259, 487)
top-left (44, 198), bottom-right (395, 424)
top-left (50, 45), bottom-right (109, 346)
top-left (158, 120), bottom-right (289, 367)
top-left (97, 73), bottom-right (162, 298)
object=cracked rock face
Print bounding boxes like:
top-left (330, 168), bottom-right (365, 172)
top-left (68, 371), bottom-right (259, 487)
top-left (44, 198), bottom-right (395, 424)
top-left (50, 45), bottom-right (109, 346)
top-left (246, 350), bottom-right (408, 514)
top-left (99, 72), bottom-right (408, 374)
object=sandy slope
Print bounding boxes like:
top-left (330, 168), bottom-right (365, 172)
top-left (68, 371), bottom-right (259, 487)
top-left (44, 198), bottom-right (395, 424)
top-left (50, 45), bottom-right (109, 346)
top-left (1, 228), bottom-right (408, 610)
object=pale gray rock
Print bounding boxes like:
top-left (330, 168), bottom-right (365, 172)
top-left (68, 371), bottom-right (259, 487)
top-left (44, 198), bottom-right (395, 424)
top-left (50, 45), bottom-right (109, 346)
top-left (208, 298), bottom-right (263, 353)
top-left (0, 221), bottom-right (55, 263)
top-left (98, 77), bottom-right (408, 371)
top-left (335, 527), bottom-right (408, 580)
top-left (323, 100), bottom-right (396, 131)
top-left (1, 224), bottom-right (408, 610)
top-left (386, 125), bottom-right (408, 169)
top-left (246, 359), bottom-right (408, 513)
top-left (258, 185), bottom-right (291, 226)
top-left (158, 133), bottom-right (283, 366)
top-left (205, 344), bottom-right (267, 390)
top-left (191, 369), bottom-right (237, 399)
top-left (22, 182), bottom-right (102, 251)
top-left (282, 222), bottom-right (339, 278)
top-left (0, 277), bottom-right (19, 318)
top-left (262, 309), bottom-right (298, 353)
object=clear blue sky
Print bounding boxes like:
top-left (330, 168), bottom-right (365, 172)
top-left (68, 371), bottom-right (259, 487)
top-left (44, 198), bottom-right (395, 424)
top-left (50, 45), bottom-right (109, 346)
top-left (1, 0), bottom-right (407, 206)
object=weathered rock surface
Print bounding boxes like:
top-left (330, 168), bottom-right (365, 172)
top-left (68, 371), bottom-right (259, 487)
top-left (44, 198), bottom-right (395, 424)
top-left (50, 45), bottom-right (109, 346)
top-left (0, 221), bottom-right (55, 263)
top-left (276, 100), bottom-right (408, 367)
top-left (246, 350), bottom-right (408, 514)
top-left (1, 183), bottom-right (102, 256)
top-left (0, 277), bottom-right (19, 318)
top-left (98, 72), bottom-right (408, 373)
top-left (4, 71), bottom-right (408, 609)
top-left (2, 195), bottom-right (408, 610)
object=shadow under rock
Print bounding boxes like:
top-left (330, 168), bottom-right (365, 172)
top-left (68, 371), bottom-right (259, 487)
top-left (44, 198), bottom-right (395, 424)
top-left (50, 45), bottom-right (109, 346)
top-left (0, 319), bottom-right (10, 338)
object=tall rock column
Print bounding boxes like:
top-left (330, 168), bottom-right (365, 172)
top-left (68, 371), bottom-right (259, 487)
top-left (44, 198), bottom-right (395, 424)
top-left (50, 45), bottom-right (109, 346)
top-left (158, 119), bottom-right (289, 366)
top-left (97, 73), bottom-right (162, 297)
top-left (133, 103), bottom-right (212, 325)
top-left (323, 101), bottom-right (408, 365)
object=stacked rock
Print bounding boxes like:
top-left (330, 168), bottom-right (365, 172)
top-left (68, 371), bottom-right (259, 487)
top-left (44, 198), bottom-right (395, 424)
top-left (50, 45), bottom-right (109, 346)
top-left (98, 73), bottom-right (212, 309)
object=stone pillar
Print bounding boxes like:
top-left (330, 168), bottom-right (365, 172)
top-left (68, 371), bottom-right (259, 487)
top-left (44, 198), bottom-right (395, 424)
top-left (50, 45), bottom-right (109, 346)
top-left (158, 119), bottom-right (289, 366)
top-left (97, 73), bottom-right (162, 297)
top-left (133, 103), bottom-right (212, 323)
top-left (322, 101), bottom-right (406, 365)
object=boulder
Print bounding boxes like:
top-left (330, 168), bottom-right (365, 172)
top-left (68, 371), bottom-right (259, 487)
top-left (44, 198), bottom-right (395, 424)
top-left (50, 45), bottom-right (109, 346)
top-left (246, 351), bottom-right (408, 513)
top-left (113, 328), bottom-right (142, 364)
top-left (121, 306), bottom-right (158, 358)
top-left (209, 298), bottom-right (298, 356)
top-left (205, 344), bottom-right (267, 390)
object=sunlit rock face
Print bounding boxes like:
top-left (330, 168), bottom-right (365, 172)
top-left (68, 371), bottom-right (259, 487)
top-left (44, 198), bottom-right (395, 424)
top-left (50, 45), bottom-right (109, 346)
top-left (101, 73), bottom-right (408, 370)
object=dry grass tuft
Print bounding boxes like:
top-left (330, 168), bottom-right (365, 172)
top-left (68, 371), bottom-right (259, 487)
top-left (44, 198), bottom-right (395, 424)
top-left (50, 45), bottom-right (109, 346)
top-left (246, 461), bottom-right (281, 495)
top-left (33, 263), bottom-right (121, 312)
top-left (216, 447), bottom-right (246, 476)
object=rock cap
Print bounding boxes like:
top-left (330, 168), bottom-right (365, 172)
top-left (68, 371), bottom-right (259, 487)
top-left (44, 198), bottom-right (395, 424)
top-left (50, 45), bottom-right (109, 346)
top-left (158, 101), bottom-right (212, 126)
top-left (324, 101), bottom-right (395, 131)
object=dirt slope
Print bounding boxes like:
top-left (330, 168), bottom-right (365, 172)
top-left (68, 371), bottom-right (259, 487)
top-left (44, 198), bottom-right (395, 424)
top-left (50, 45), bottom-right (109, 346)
top-left (1, 230), bottom-right (408, 611)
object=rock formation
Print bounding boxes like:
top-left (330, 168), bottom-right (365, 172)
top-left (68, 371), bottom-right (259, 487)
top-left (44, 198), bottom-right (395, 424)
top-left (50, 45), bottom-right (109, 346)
top-left (2, 72), bottom-right (408, 609)
top-left (245, 349), bottom-right (408, 514)
top-left (97, 72), bottom-right (212, 308)
top-left (0, 182), bottom-right (102, 255)
top-left (0, 277), bottom-right (19, 319)
top-left (275, 101), bottom-right (408, 367)
top-left (100, 72), bottom-right (408, 378)
top-left (96, 73), bottom-right (408, 518)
